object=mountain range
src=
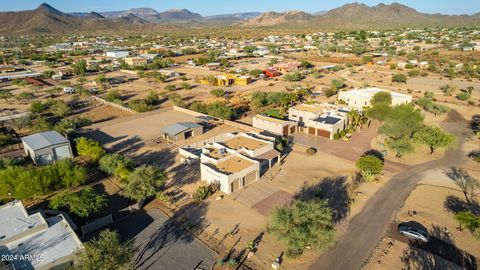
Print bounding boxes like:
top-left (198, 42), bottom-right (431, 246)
top-left (1, 3), bottom-right (480, 35)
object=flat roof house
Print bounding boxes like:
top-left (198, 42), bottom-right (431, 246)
top-left (124, 57), bottom-right (148, 66)
top-left (0, 200), bottom-right (84, 270)
top-left (181, 133), bottom-right (280, 194)
top-left (252, 114), bottom-right (298, 136)
top-left (288, 103), bottom-right (349, 139)
top-left (162, 122), bottom-right (204, 142)
top-left (105, 50), bottom-right (129, 59)
top-left (21, 131), bottom-right (73, 165)
top-left (338, 87), bottom-right (412, 109)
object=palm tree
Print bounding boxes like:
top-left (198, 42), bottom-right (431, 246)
top-left (347, 109), bottom-right (368, 131)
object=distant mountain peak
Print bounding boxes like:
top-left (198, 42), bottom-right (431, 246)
top-left (36, 3), bottom-right (64, 15)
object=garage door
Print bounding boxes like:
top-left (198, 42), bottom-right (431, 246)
top-left (53, 145), bottom-right (71, 159)
top-left (308, 127), bottom-right (316, 135)
top-left (244, 171), bottom-right (257, 185)
top-left (316, 129), bottom-right (330, 138)
top-left (37, 153), bottom-right (53, 165)
top-left (230, 179), bottom-right (241, 193)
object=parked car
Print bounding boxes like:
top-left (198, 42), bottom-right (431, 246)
top-left (63, 87), bottom-right (75, 94)
top-left (398, 224), bottom-right (430, 243)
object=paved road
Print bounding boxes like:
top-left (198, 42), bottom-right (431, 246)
top-left (308, 110), bottom-right (469, 270)
top-left (111, 209), bottom-right (218, 270)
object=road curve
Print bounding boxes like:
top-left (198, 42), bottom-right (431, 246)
top-left (308, 110), bottom-right (469, 270)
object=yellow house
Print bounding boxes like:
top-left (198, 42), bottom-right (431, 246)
top-left (235, 75), bottom-right (251, 86)
top-left (198, 73), bottom-right (251, 86)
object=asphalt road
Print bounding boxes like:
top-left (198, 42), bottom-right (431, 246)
top-left (308, 110), bottom-right (469, 270)
top-left (111, 208), bottom-right (218, 270)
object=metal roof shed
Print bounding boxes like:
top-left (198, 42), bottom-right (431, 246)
top-left (21, 131), bottom-right (73, 165)
top-left (161, 122), bottom-right (203, 142)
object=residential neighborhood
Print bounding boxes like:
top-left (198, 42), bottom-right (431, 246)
top-left (0, 1), bottom-right (480, 270)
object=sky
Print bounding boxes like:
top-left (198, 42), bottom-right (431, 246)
top-left (1, 0), bottom-right (480, 16)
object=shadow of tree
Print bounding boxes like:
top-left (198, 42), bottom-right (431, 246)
top-left (123, 201), bottom-right (211, 270)
top-left (444, 195), bottom-right (480, 216)
top-left (293, 176), bottom-right (350, 223)
top-left (166, 162), bottom-right (200, 189)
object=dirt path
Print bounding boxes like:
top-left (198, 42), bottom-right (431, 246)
top-left (308, 110), bottom-right (469, 270)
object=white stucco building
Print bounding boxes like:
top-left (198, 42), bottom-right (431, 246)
top-left (252, 114), bottom-right (298, 136)
top-left (338, 87), bottom-right (412, 109)
top-left (288, 103), bottom-right (349, 139)
top-left (180, 133), bottom-right (280, 194)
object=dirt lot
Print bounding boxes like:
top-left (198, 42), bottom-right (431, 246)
top-left (151, 143), bottom-right (399, 270)
top-left (366, 147), bottom-right (480, 270)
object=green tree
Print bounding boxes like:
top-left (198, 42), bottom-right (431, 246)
top-left (210, 88), bottom-right (226, 97)
top-left (31, 116), bottom-right (52, 132)
top-left (249, 69), bottom-right (263, 78)
top-left (165, 84), bottom-right (177, 91)
top-left (16, 91), bottom-right (35, 103)
top-left (284, 72), bottom-right (303, 82)
top-left (414, 126), bottom-right (456, 154)
top-left (379, 104), bottom-right (424, 140)
top-left (0, 91), bottom-right (14, 104)
top-left (387, 136), bottom-right (415, 158)
top-left (99, 153), bottom-right (134, 177)
top-left (49, 187), bottom-right (107, 217)
top-left (72, 60), bottom-right (87, 76)
top-left (299, 59), bottom-right (313, 69)
top-left (356, 155), bottom-right (384, 182)
top-left (125, 165), bottom-right (166, 202)
top-left (29, 101), bottom-right (47, 114)
top-left (168, 93), bottom-right (184, 107)
top-left (268, 200), bottom-right (334, 258)
top-left (50, 100), bottom-right (71, 117)
top-left (75, 137), bottom-right (105, 162)
top-left (128, 99), bottom-right (152, 112)
top-left (454, 211), bottom-right (480, 231)
top-left (205, 102), bottom-right (235, 120)
top-left (371, 91), bottom-right (392, 105)
top-left (366, 103), bottom-right (391, 123)
top-left (72, 230), bottom-right (133, 270)
top-left (104, 90), bottom-right (122, 102)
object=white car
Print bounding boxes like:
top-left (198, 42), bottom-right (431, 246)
top-left (63, 87), bottom-right (75, 94)
top-left (398, 224), bottom-right (430, 243)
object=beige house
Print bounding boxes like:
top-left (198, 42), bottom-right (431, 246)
top-left (252, 114), bottom-right (298, 136)
top-left (124, 57), bottom-right (148, 66)
top-left (288, 103), bottom-right (349, 139)
top-left (181, 133), bottom-right (280, 194)
top-left (338, 87), bottom-right (412, 109)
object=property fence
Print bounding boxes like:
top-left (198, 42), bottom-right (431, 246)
top-left (80, 214), bottom-right (114, 236)
top-left (172, 106), bottom-right (262, 133)
top-left (91, 96), bottom-right (137, 114)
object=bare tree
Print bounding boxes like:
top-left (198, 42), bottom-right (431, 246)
top-left (445, 167), bottom-right (480, 205)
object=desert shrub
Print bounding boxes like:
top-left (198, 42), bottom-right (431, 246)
top-left (75, 137), bottom-right (105, 162)
top-left (306, 147), bottom-right (317, 155)
top-left (392, 74), bottom-right (407, 83)
top-left (157, 192), bottom-right (173, 204)
top-left (128, 99), bottom-right (152, 112)
top-left (284, 72), bottom-right (303, 82)
top-left (104, 90), bottom-right (122, 102)
top-left (457, 92), bottom-right (471, 101)
top-left (192, 182), bottom-right (220, 202)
